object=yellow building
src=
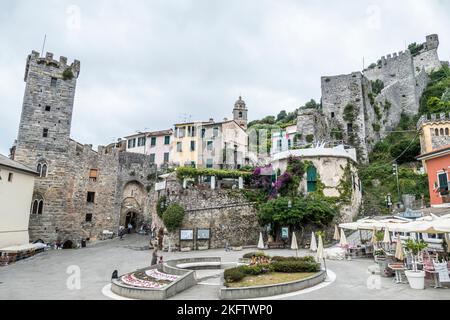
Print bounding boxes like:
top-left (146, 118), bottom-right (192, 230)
top-left (417, 114), bottom-right (450, 172)
top-left (172, 121), bottom-right (212, 168)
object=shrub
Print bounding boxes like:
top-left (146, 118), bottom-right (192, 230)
top-left (162, 204), bottom-right (185, 233)
top-left (306, 135), bottom-right (314, 143)
top-left (224, 267), bottom-right (245, 283)
top-left (243, 252), bottom-right (267, 259)
top-left (371, 80), bottom-right (384, 95)
top-left (271, 256), bottom-right (316, 263)
top-left (271, 260), bottom-right (320, 273)
top-left (62, 68), bottom-right (74, 80)
top-left (238, 265), bottom-right (270, 276)
top-left (343, 104), bottom-right (356, 122)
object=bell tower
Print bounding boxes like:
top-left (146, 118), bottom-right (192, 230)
top-left (233, 96), bottom-right (248, 130)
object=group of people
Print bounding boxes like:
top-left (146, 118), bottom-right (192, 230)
top-left (250, 255), bottom-right (270, 266)
top-left (118, 223), bottom-right (134, 240)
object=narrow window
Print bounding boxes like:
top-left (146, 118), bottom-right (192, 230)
top-left (150, 137), bottom-right (157, 146)
top-left (8, 173), bottom-right (13, 182)
top-left (89, 169), bottom-right (98, 182)
top-left (306, 166), bottom-right (317, 193)
top-left (190, 141), bottom-right (196, 151)
top-left (38, 200), bottom-right (44, 214)
top-left (446, 128), bottom-right (449, 136)
top-left (164, 152), bottom-right (169, 163)
top-left (179, 127), bottom-right (185, 138)
top-left (191, 161), bottom-right (196, 168)
top-left (347, 123), bottom-right (353, 134)
top-left (438, 173), bottom-right (449, 196)
top-left (127, 138), bottom-right (136, 149)
top-left (32, 200), bottom-right (38, 215)
top-left (37, 163), bottom-right (42, 176)
top-left (177, 142), bottom-right (182, 152)
top-left (206, 159), bottom-right (213, 168)
top-left (201, 128), bottom-right (206, 138)
top-left (138, 137), bottom-right (146, 147)
top-left (440, 128), bottom-right (445, 136)
top-left (207, 141), bottom-right (213, 151)
top-left (87, 192), bottom-right (95, 203)
top-left (41, 164), bottom-right (47, 178)
top-left (149, 154), bottom-right (156, 163)
top-left (288, 139), bottom-right (292, 149)
top-left (45, 106), bottom-right (51, 112)
top-left (85, 214), bottom-right (93, 222)
top-left (331, 112), bottom-right (335, 118)
top-left (213, 127), bottom-right (219, 138)
top-left (43, 128), bottom-right (49, 138)
top-left (239, 111), bottom-right (243, 119)
top-left (164, 136), bottom-right (170, 145)
top-left (50, 77), bottom-right (57, 87)
top-left (435, 129), bottom-right (439, 136)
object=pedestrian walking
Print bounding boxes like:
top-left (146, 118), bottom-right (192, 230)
top-left (127, 222), bottom-right (132, 234)
top-left (151, 249), bottom-right (158, 266)
top-left (119, 226), bottom-right (125, 240)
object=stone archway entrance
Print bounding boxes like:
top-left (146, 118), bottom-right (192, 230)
top-left (119, 180), bottom-right (147, 232)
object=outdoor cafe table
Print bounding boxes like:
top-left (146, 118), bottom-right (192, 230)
top-left (388, 263), bottom-right (408, 284)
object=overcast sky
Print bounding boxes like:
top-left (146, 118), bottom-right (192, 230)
top-left (1, 0), bottom-right (449, 155)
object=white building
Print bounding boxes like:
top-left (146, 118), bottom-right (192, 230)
top-left (0, 154), bottom-right (36, 248)
top-left (271, 124), bottom-right (299, 155)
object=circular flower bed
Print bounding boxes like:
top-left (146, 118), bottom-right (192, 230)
top-left (120, 269), bottom-right (180, 289)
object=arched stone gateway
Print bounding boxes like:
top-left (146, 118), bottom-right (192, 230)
top-left (119, 181), bottom-right (148, 231)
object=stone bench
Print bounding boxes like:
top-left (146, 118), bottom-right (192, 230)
top-left (176, 262), bottom-right (222, 270)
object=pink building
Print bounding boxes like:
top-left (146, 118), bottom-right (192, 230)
top-left (145, 130), bottom-right (173, 167)
top-left (125, 129), bottom-right (172, 167)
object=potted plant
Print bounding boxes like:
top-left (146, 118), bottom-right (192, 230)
top-left (230, 241), bottom-right (243, 251)
top-left (404, 239), bottom-right (428, 290)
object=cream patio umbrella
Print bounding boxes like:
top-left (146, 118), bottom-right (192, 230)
top-left (383, 228), bottom-right (391, 243)
top-left (333, 225), bottom-right (340, 241)
top-left (339, 229), bottom-right (348, 247)
top-left (370, 228), bottom-right (377, 244)
top-left (310, 232), bottom-right (317, 252)
top-left (316, 234), bottom-right (324, 263)
top-left (394, 234), bottom-right (404, 261)
top-left (291, 232), bottom-right (299, 257)
top-left (257, 232), bottom-right (265, 250)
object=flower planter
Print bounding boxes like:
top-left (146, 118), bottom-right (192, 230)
top-left (231, 246), bottom-right (243, 251)
top-left (405, 270), bottom-right (425, 290)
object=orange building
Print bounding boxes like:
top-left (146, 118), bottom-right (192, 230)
top-left (417, 145), bottom-right (450, 208)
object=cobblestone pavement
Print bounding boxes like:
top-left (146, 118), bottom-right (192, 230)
top-left (1, 234), bottom-right (449, 300)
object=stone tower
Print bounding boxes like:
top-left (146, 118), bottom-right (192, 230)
top-left (233, 96), bottom-right (248, 130)
top-left (425, 34), bottom-right (439, 50)
top-left (13, 51), bottom-right (81, 242)
top-left (15, 51), bottom-right (80, 163)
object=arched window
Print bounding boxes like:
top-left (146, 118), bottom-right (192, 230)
top-left (307, 166), bottom-right (317, 193)
top-left (38, 200), bottom-right (43, 215)
top-left (36, 161), bottom-right (48, 178)
top-left (440, 128), bottom-right (444, 136)
top-left (239, 111), bottom-right (243, 119)
top-left (31, 200), bottom-right (38, 214)
top-left (31, 194), bottom-right (44, 215)
top-left (41, 164), bottom-right (47, 178)
top-left (446, 128), bottom-right (449, 136)
top-left (435, 129), bottom-right (439, 136)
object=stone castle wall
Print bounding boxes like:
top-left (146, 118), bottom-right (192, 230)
top-left (150, 176), bottom-right (260, 249)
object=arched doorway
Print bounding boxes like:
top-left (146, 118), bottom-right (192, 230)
top-left (119, 180), bottom-right (147, 232)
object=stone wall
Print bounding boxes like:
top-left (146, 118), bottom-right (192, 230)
top-left (296, 108), bottom-right (328, 145)
top-left (150, 175), bottom-right (260, 249)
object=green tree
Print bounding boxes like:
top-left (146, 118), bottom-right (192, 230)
top-left (162, 204), bottom-right (185, 233)
top-left (277, 110), bottom-right (288, 122)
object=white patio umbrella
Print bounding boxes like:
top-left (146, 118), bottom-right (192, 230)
top-left (394, 234), bottom-right (404, 261)
top-left (291, 232), bottom-right (299, 257)
top-left (310, 232), bottom-right (317, 252)
top-left (316, 235), bottom-right (324, 263)
top-left (383, 228), bottom-right (391, 243)
top-left (370, 228), bottom-right (377, 244)
top-left (333, 225), bottom-right (340, 241)
top-left (339, 229), bottom-right (348, 247)
top-left (257, 232), bottom-right (265, 250)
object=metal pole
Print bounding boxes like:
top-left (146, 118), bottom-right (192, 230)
top-left (396, 164), bottom-right (401, 203)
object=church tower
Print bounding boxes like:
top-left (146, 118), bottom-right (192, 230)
top-left (233, 96), bottom-right (248, 130)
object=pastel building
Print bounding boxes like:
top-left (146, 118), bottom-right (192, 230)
top-left (124, 130), bottom-right (173, 167)
top-left (0, 154), bottom-right (37, 248)
top-left (417, 145), bottom-right (450, 208)
top-left (271, 124), bottom-right (299, 155)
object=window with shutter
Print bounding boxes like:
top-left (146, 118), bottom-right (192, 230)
top-left (307, 166), bottom-right (317, 193)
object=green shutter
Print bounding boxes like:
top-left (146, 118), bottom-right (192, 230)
top-left (307, 166), bottom-right (317, 193)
